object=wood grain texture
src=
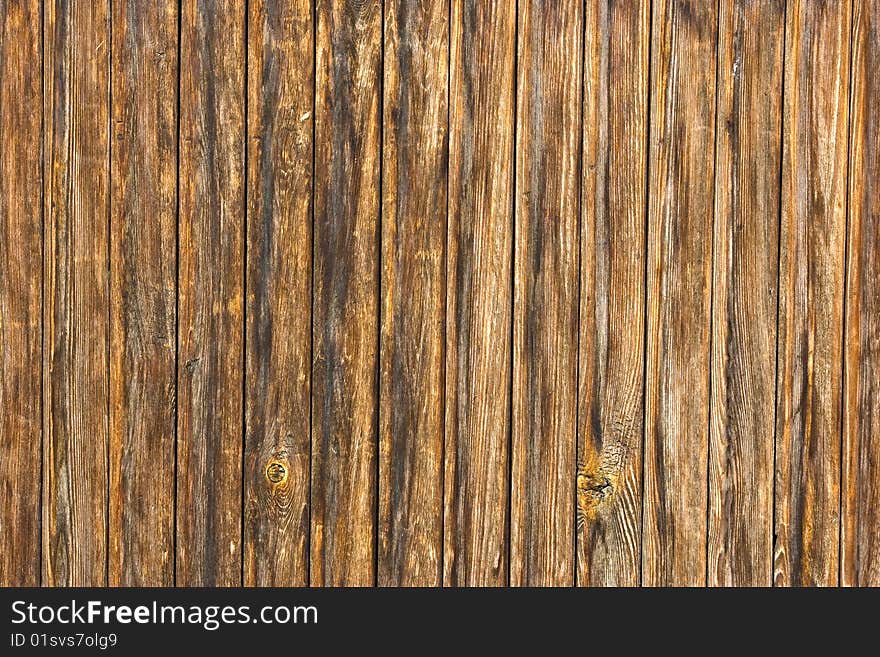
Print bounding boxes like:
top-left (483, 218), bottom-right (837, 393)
top-left (43, 0), bottom-right (110, 586)
top-left (842, 0), bottom-right (879, 588)
top-left (244, 0), bottom-right (313, 588)
top-left (0, 0), bottom-right (42, 587)
top-left (774, 0), bottom-right (850, 587)
top-left (177, 0), bottom-right (245, 587)
top-left (577, 0), bottom-right (649, 587)
top-left (511, 0), bottom-right (581, 587)
top-left (708, 0), bottom-right (784, 587)
top-left (109, 0), bottom-right (178, 586)
top-left (312, 0), bottom-right (381, 587)
top-left (445, 0), bottom-right (515, 587)
top-left (379, 0), bottom-right (447, 587)
top-left (643, 0), bottom-right (718, 587)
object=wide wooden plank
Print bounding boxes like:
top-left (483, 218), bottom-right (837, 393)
top-left (578, 0), bottom-right (649, 587)
top-left (311, 0), bottom-right (381, 586)
top-left (842, 0), bottom-right (879, 588)
top-left (708, 0), bottom-right (784, 587)
top-left (177, 0), bottom-right (246, 586)
top-left (511, 0), bottom-right (581, 587)
top-left (109, 0), bottom-right (178, 588)
top-left (43, 0), bottom-right (110, 586)
top-left (643, 0), bottom-right (718, 587)
top-left (379, 0), bottom-right (447, 587)
top-left (244, 0), bottom-right (313, 587)
top-left (445, 0), bottom-right (516, 587)
top-left (774, 0), bottom-right (850, 587)
top-left (0, 0), bottom-right (42, 587)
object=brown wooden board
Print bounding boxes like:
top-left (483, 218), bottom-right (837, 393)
top-left (774, 0), bottom-right (850, 587)
top-left (176, 0), bottom-right (246, 586)
top-left (643, 0), bottom-right (719, 586)
top-left (244, 0), bottom-right (313, 588)
top-left (842, 0), bottom-right (880, 588)
top-left (43, 0), bottom-right (110, 586)
top-left (108, 0), bottom-right (179, 587)
top-left (444, 0), bottom-right (516, 587)
top-left (577, 0), bottom-right (649, 587)
top-left (708, 0), bottom-right (785, 587)
top-left (0, 0), bottom-right (43, 587)
top-left (379, 0), bottom-right (448, 587)
top-left (511, 0), bottom-right (581, 587)
top-left (311, 0), bottom-right (382, 587)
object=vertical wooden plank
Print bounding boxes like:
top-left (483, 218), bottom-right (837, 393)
top-left (510, 0), bottom-right (581, 587)
top-left (775, 0), bottom-right (850, 587)
top-left (312, 0), bottom-right (381, 587)
top-left (177, 0), bottom-right (245, 586)
top-left (0, 0), bottom-right (42, 587)
top-left (842, 0), bottom-right (878, 588)
top-left (42, 0), bottom-right (110, 586)
top-left (109, 0), bottom-right (178, 587)
top-left (708, 0), bottom-right (784, 587)
top-left (643, 0), bottom-right (718, 587)
top-left (445, 0), bottom-right (516, 587)
top-left (379, 0), bottom-right (447, 586)
top-left (578, 0), bottom-right (649, 587)
top-left (244, 0), bottom-right (313, 587)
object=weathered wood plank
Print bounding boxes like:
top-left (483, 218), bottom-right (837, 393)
top-left (577, 0), bottom-right (649, 587)
top-left (643, 0), bottom-right (718, 587)
top-left (109, 0), bottom-right (178, 588)
top-left (842, 0), bottom-right (879, 588)
top-left (511, 0), bottom-right (581, 587)
top-left (244, 0), bottom-right (313, 588)
top-left (311, 0), bottom-right (381, 586)
top-left (708, 0), bottom-right (784, 587)
top-left (0, 0), bottom-right (42, 587)
top-left (445, 0), bottom-right (516, 587)
top-left (177, 0), bottom-right (245, 586)
top-left (379, 0), bottom-right (447, 587)
top-left (43, 0), bottom-right (110, 586)
top-left (774, 0), bottom-right (850, 587)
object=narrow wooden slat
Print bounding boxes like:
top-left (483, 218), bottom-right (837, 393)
top-left (643, 0), bottom-right (718, 587)
top-left (510, 0), bottom-right (581, 587)
top-left (379, 0), bottom-right (447, 586)
top-left (311, 0), bottom-right (381, 586)
top-left (177, 0), bottom-right (245, 586)
top-left (109, 0), bottom-right (178, 587)
top-left (43, 0), bottom-right (110, 586)
top-left (244, 0), bottom-right (313, 587)
top-left (445, 0), bottom-right (516, 587)
top-left (842, 0), bottom-right (879, 588)
top-left (577, 0), bottom-right (649, 587)
top-left (707, 0), bottom-right (784, 587)
top-left (0, 0), bottom-right (42, 587)
top-left (774, 0), bottom-right (850, 587)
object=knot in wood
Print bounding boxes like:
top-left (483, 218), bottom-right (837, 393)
top-left (266, 461), bottom-right (287, 484)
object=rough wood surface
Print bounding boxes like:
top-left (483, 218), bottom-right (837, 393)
top-left (244, 0), bottom-right (313, 588)
top-left (774, 0), bottom-right (850, 587)
top-left (643, 0), bottom-right (718, 587)
top-left (842, 0), bottom-right (880, 588)
top-left (0, 0), bottom-right (42, 587)
top-left (109, 0), bottom-right (178, 587)
top-left (176, 0), bottom-right (245, 587)
top-left (311, 0), bottom-right (381, 587)
top-left (708, 0), bottom-right (784, 588)
top-left (511, 0), bottom-right (581, 588)
top-left (4, 0), bottom-right (880, 589)
top-left (444, 0), bottom-right (516, 587)
top-left (577, 0), bottom-right (649, 587)
top-left (379, 0), bottom-right (447, 587)
top-left (43, 0), bottom-right (110, 586)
